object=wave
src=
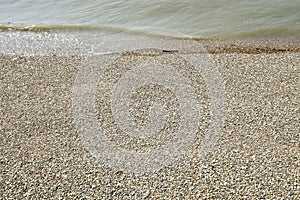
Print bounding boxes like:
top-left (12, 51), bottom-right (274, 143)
top-left (0, 23), bottom-right (299, 40)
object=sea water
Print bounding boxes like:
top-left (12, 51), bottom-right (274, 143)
top-left (0, 0), bottom-right (299, 39)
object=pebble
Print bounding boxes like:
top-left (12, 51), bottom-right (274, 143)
top-left (0, 38), bottom-right (299, 199)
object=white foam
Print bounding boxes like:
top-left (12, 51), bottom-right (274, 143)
top-left (0, 31), bottom-right (91, 56)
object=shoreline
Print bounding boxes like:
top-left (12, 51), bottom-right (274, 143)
top-left (1, 29), bottom-right (300, 55)
top-left (201, 37), bottom-right (300, 53)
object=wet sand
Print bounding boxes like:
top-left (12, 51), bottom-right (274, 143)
top-left (0, 39), bottom-right (299, 199)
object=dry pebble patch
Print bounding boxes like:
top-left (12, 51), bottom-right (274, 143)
top-left (0, 49), bottom-right (299, 199)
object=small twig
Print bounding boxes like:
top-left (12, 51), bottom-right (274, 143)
top-left (162, 50), bottom-right (179, 53)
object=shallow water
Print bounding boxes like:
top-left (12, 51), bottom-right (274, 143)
top-left (0, 0), bottom-right (299, 39)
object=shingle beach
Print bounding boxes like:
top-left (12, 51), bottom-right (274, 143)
top-left (1, 36), bottom-right (299, 199)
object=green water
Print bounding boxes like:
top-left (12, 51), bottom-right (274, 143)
top-left (0, 0), bottom-right (299, 39)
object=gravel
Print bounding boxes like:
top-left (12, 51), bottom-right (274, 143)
top-left (0, 38), bottom-right (299, 199)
